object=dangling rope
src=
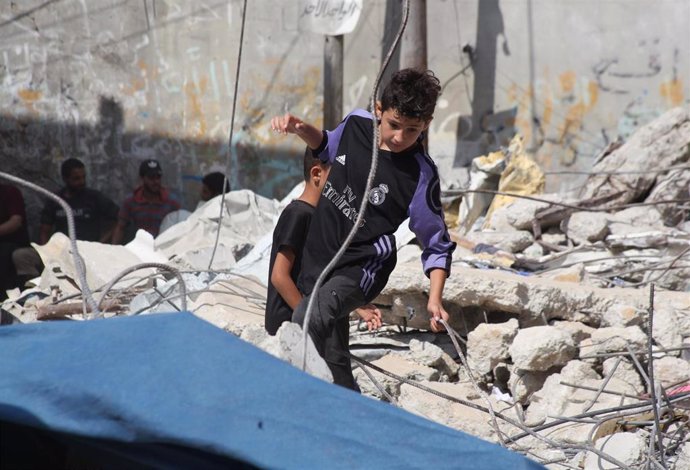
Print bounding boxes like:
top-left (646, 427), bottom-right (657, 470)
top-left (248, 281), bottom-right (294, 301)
top-left (301, 0), bottom-right (411, 370)
top-left (208, 0), bottom-right (249, 270)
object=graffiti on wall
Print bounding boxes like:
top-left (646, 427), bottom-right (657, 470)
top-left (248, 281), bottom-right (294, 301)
top-left (0, 0), bottom-right (327, 213)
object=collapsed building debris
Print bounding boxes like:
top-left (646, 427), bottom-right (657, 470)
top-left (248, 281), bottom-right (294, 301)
top-left (2, 107), bottom-right (690, 468)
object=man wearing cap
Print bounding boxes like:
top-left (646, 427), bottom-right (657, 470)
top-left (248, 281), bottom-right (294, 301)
top-left (111, 159), bottom-right (181, 244)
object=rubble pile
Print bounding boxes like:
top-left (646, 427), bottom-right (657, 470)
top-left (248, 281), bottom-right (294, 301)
top-left (356, 107), bottom-right (690, 468)
top-left (2, 107), bottom-right (690, 468)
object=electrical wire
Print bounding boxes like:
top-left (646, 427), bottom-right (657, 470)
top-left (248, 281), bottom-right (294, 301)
top-left (208, 0), bottom-right (248, 270)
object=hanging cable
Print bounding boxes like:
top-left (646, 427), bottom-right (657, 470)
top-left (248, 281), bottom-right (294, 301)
top-left (300, 0), bottom-right (411, 370)
top-left (208, 0), bottom-right (248, 270)
top-left (0, 171), bottom-right (100, 314)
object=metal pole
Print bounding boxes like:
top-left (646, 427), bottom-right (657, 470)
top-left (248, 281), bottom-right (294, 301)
top-left (324, 35), bottom-right (344, 129)
top-left (399, 0), bottom-right (427, 70)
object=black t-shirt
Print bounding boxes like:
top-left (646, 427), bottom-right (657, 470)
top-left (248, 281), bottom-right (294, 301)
top-left (265, 200), bottom-right (315, 335)
top-left (298, 109), bottom-right (456, 302)
top-left (40, 187), bottom-right (119, 242)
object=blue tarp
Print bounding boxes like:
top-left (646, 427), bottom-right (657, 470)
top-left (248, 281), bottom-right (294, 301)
top-left (0, 312), bottom-right (543, 469)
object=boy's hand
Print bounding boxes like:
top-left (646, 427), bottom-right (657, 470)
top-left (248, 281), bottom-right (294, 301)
top-left (355, 304), bottom-right (382, 332)
top-left (271, 113), bottom-right (306, 136)
top-left (427, 300), bottom-right (449, 333)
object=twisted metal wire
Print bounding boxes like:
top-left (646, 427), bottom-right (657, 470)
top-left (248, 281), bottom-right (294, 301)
top-left (95, 262), bottom-right (187, 316)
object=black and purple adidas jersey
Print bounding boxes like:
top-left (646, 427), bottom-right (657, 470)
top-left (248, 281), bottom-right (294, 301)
top-left (297, 109), bottom-right (456, 301)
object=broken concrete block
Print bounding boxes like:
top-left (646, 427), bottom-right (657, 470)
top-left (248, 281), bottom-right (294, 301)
top-left (584, 432), bottom-right (646, 469)
top-left (602, 357), bottom-right (644, 395)
top-left (645, 167), bottom-right (690, 225)
top-left (610, 205), bottom-right (664, 230)
top-left (551, 320), bottom-right (595, 344)
top-left (652, 356), bottom-right (690, 388)
top-left (653, 305), bottom-right (684, 353)
top-left (465, 230), bottom-right (534, 254)
top-left (34, 233), bottom-right (156, 292)
top-left (600, 303), bottom-right (645, 327)
top-left (354, 354), bottom-right (439, 400)
top-left (564, 211), bottom-right (610, 244)
top-left (525, 360), bottom-right (639, 430)
top-left (239, 324), bottom-right (270, 345)
top-left (254, 322), bottom-right (333, 383)
top-left (508, 367), bottom-right (552, 404)
top-left (405, 339), bottom-right (460, 379)
top-left (509, 326), bottom-right (576, 371)
top-left (486, 194), bottom-right (559, 231)
top-left (467, 318), bottom-right (519, 376)
top-left (536, 264), bottom-right (588, 284)
top-left (521, 242), bottom-right (544, 258)
top-left (579, 326), bottom-right (648, 359)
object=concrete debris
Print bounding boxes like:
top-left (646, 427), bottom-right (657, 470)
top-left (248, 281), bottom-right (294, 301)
top-left (584, 432), bottom-right (646, 469)
top-left (579, 326), bottom-right (648, 358)
top-left (579, 107), bottom-right (690, 209)
top-left (653, 356), bottom-right (690, 388)
top-left (465, 230), bottom-right (534, 254)
top-left (3, 107), bottom-right (690, 469)
top-left (601, 357), bottom-right (644, 394)
top-left (509, 326), bottom-right (576, 372)
top-left (155, 190), bottom-right (281, 271)
top-left (354, 354), bottom-right (440, 400)
top-left (399, 380), bottom-right (523, 441)
top-left (563, 211), bottom-right (610, 244)
top-left (241, 322), bottom-right (333, 384)
top-left (467, 318), bottom-right (518, 376)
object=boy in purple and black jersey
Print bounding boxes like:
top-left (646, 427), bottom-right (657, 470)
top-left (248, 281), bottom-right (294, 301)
top-left (270, 68), bottom-right (456, 390)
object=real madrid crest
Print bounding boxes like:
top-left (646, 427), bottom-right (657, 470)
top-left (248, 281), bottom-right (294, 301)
top-left (368, 183), bottom-right (389, 206)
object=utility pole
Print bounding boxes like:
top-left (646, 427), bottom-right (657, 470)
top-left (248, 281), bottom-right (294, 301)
top-left (324, 35), bottom-right (344, 129)
top-left (399, 0), bottom-right (427, 70)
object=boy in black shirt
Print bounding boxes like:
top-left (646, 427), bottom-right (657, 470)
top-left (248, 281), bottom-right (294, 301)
top-left (271, 69), bottom-right (456, 389)
top-left (265, 149), bottom-right (329, 335)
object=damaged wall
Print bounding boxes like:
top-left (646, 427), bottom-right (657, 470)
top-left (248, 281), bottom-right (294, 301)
top-left (1, 0), bottom-right (689, 237)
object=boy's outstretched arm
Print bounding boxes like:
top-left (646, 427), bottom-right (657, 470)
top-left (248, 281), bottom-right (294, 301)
top-left (427, 268), bottom-right (450, 332)
top-left (270, 248), bottom-right (303, 310)
top-left (270, 113), bottom-right (323, 149)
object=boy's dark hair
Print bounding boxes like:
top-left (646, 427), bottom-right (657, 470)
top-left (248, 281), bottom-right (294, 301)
top-left (302, 147), bottom-right (322, 181)
top-left (202, 172), bottom-right (231, 196)
top-left (61, 158), bottom-right (85, 179)
top-left (380, 68), bottom-right (441, 122)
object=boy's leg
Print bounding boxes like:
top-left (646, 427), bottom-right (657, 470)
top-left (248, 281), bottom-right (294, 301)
top-left (323, 316), bottom-right (359, 391)
top-left (292, 274), bottom-right (365, 390)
